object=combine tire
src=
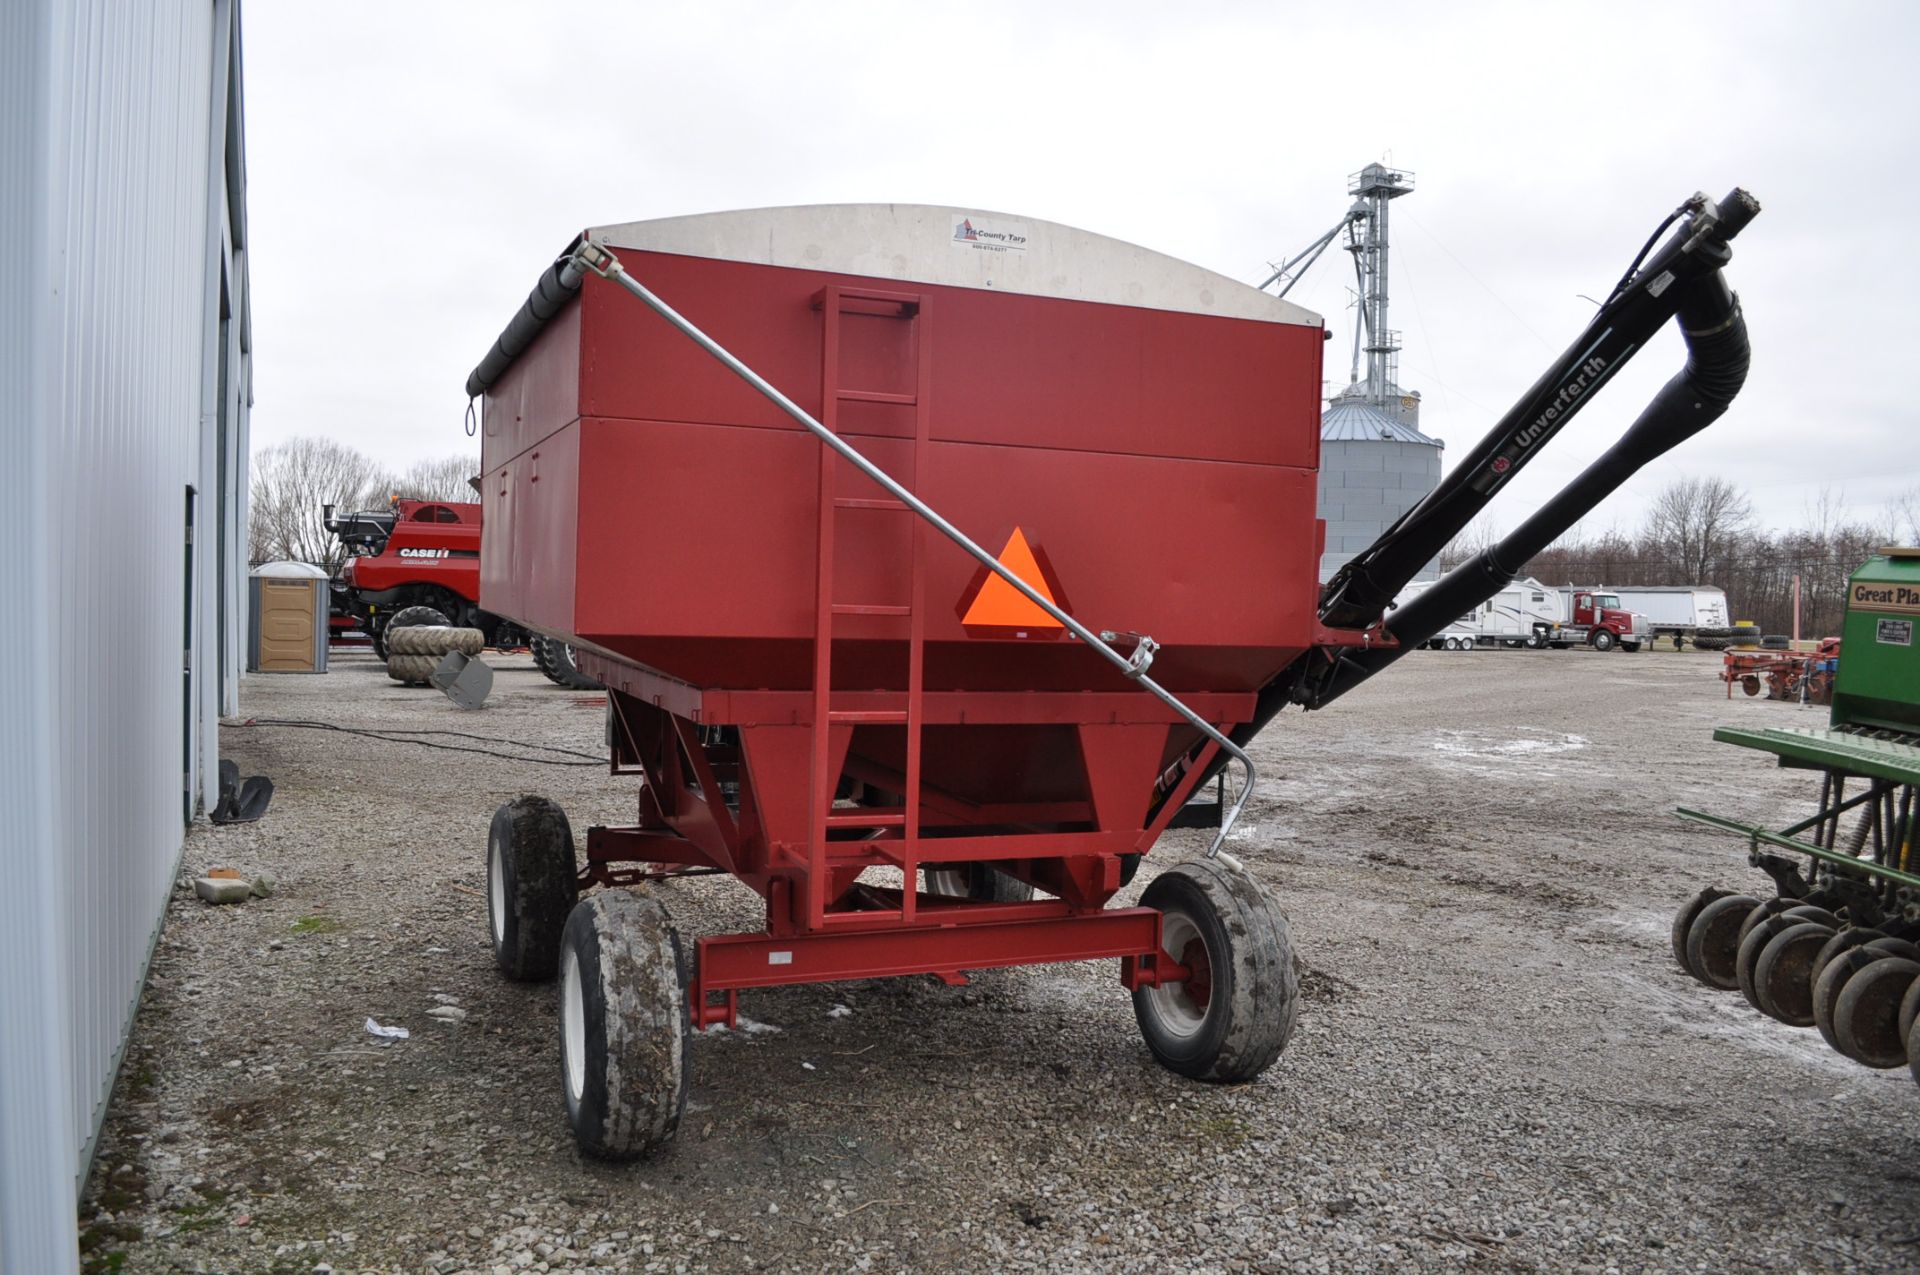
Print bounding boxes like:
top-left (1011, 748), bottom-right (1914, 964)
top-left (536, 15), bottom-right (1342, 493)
top-left (386, 654), bottom-right (438, 685)
top-left (388, 624), bottom-right (485, 658)
top-left (1760, 634), bottom-right (1791, 650)
top-left (558, 890), bottom-right (690, 1160)
top-left (387, 604), bottom-right (450, 637)
top-left (487, 797), bottom-right (579, 981)
top-left (1832, 957), bottom-right (1920, 1068)
top-left (1591, 630), bottom-right (1617, 653)
top-left (534, 637), bottom-right (604, 691)
top-left (1132, 858), bottom-right (1298, 1082)
top-left (378, 605), bottom-right (450, 666)
top-left (925, 863), bottom-right (1034, 903)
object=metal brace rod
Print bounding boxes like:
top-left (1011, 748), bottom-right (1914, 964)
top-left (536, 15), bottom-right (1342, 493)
top-left (571, 239), bottom-right (1255, 857)
top-left (1676, 807), bottom-right (1920, 891)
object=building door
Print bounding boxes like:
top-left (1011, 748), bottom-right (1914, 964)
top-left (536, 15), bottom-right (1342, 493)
top-left (183, 484), bottom-right (197, 823)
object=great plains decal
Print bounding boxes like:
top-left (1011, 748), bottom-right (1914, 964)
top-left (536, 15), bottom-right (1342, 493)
top-left (1851, 581), bottom-right (1920, 616)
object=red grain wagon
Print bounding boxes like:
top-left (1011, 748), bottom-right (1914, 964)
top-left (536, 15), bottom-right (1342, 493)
top-left (465, 194), bottom-right (1758, 1157)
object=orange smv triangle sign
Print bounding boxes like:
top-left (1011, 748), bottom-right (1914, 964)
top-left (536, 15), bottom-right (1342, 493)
top-left (959, 528), bottom-right (1067, 638)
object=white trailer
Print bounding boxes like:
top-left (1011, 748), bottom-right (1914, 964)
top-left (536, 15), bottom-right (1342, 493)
top-left (1609, 585), bottom-right (1732, 649)
top-left (1401, 577), bottom-right (1563, 651)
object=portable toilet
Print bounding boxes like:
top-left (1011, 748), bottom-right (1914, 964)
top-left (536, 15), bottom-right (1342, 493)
top-left (248, 561), bottom-right (330, 673)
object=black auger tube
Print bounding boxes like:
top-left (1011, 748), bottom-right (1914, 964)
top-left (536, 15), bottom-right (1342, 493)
top-left (464, 235), bottom-right (588, 399)
top-left (1316, 189), bottom-right (1760, 633)
top-left (1309, 268), bottom-right (1750, 705)
top-left (1144, 187), bottom-right (1759, 826)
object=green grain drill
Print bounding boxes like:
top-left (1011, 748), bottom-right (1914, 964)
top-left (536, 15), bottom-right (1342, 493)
top-left (1832, 549), bottom-right (1920, 733)
top-left (1672, 548), bottom-right (1920, 1084)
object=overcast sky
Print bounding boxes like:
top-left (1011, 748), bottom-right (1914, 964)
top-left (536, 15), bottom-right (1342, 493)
top-left (244, 1), bottom-right (1919, 537)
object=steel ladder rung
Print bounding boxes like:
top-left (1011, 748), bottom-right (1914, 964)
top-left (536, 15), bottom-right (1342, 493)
top-left (824, 810), bottom-right (907, 828)
top-left (830, 603), bottom-right (912, 617)
top-left (836, 388), bottom-right (917, 406)
top-left (833, 496), bottom-right (910, 511)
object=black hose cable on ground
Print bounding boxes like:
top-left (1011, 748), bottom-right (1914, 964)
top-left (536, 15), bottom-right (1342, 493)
top-left (228, 718), bottom-right (605, 767)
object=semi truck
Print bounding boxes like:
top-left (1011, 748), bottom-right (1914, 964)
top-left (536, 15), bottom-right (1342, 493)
top-left (1544, 586), bottom-right (1650, 652)
top-left (1609, 585), bottom-right (1732, 650)
top-left (1405, 577), bottom-right (1561, 650)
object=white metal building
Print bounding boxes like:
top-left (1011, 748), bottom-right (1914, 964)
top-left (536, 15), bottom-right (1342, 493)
top-left (0, 3), bottom-right (251, 1269)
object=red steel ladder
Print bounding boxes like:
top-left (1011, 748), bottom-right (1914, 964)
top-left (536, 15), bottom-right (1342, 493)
top-left (806, 285), bottom-right (930, 929)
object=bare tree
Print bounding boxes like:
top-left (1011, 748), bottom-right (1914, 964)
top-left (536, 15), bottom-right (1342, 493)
top-left (394, 453), bottom-right (481, 502)
top-left (248, 438), bottom-right (394, 571)
top-left (1890, 485), bottom-right (1920, 545)
top-left (1438, 513), bottom-right (1499, 573)
top-left (1642, 475), bottom-right (1753, 584)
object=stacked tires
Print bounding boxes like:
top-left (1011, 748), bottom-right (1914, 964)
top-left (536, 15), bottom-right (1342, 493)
top-left (1672, 887), bottom-right (1920, 1083)
top-left (384, 607), bottom-right (485, 686)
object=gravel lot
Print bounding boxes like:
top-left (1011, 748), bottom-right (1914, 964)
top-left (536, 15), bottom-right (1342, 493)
top-left (82, 646), bottom-right (1920, 1274)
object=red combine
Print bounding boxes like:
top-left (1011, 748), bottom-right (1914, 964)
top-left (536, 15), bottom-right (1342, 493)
top-left (465, 194), bottom-right (1758, 1157)
top-left (326, 498), bottom-right (487, 655)
top-left (326, 498), bottom-right (599, 685)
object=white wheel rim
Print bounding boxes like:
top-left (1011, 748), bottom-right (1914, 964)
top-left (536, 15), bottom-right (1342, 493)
top-left (561, 946), bottom-right (586, 1105)
top-left (1144, 912), bottom-right (1210, 1040)
top-left (488, 830), bottom-right (507, 949)
top-left (925, 868), bottom-right (966, 897)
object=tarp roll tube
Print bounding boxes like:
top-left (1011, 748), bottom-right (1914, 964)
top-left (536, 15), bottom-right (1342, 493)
top-left (464, 234), bottom-right (588, 400)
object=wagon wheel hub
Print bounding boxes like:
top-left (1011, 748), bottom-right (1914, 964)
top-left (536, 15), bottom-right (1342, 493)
top-left (1177, 936), bottom-right (1213, 1014)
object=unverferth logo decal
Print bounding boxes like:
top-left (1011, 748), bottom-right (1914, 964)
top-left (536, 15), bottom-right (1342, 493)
top-left (1468, 341), bottom-right (1629, 496)
top-left (1511, 356), bottom-right (1609, 453)
top-left (951, 215), bottom-right (1029, 253)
